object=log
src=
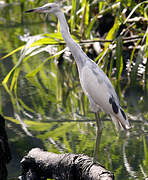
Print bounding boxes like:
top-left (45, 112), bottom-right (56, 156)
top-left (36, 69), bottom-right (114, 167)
top-left (18, 148), bottom-right (114, 180)
top-left (0, 115), bottom-right (11, 180)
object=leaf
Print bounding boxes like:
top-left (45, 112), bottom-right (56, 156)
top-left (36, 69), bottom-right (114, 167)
top-left (2, 66), bottom-right (16, 86)
top-left (108, 57), bottom-right (114, 79)
top-left (144, 5), bottom-right (148, 20)
top-left (104, 17), bottom-right (121, 50)
top-left (0, 45), bottom-right (24, 60)
top-left (18, 98), bottom-right (35, 113)
top-left (145, 28), bottom-right (148, 56)
top-left (71, 0), bottom-right (77, 30)
top-left (124, 1), bottom-right (148, 24)
top-left (43, 32), bottom-right (64, 40)
top-left (116, 36), bottom-right (123, 82)
top-left (24, 120), bottom-right (51, 131)
top-left (5, 116), bottom-right (20, 124)
top-left (2, 35), bottom-right (49, 92)
top-left (86, 16), bottom-right (97, 38)
top-left (99, 2), bottom-right (120, 15)
top-left (31, 37), bottom-right (64, 46)
top-left (143, 136), bottom-right (148, 167)
top-left (98, 1), bottom-right (104, 12)
top-left (2, 50), bottom-right (25, 91)
top-left (128, 39), bottom-right (141, 75)
top-left (10, 67), bottom-right (20, 92)
top-left (83, 0), bottom-right (89, 26)
top-left (26, 48), bottom-right (66, 78)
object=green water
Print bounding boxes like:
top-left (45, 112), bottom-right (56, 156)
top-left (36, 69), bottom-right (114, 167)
top-left (0, 3), bottom-right (148, 180)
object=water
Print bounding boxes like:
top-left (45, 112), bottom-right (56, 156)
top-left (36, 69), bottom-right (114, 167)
top-left (0, 3), bottom-right (148, 180)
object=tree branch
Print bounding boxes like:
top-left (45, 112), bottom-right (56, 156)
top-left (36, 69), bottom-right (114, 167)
top-left (19, 148), bottom-right (114, 180)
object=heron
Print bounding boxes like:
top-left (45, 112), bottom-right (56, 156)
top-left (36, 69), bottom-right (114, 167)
top-left (25, 3), bottom-right (131, 159)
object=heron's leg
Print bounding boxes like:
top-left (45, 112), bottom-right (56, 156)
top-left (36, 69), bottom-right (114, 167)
top-left (93, 112), bottom-right (103, 162)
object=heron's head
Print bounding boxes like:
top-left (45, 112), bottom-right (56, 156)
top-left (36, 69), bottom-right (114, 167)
top-left (25, 3), bottom-right (61, 14)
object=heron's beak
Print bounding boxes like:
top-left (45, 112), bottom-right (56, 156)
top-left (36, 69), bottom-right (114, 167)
top-left (25, 7), bottom-right (46, 13)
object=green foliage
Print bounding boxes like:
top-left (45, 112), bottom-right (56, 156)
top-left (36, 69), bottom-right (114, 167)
top-left (116, 36), bottom-right (123, 82)
top-left (1, 0), bottom-right (147, 92)
top-left (143, 136), bottom-right (148, 173)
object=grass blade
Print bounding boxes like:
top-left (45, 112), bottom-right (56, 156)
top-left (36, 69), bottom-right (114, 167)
top-left (104, 17), bottom-right (120, 50)
top-left (26, 48), bottom-right (66, 78)
top-left (124, 1), bottom-right (148, 24)
top-left (116, 36), bottom-right (123, 82)
top-left (0, 45), bottom-right (24, 60)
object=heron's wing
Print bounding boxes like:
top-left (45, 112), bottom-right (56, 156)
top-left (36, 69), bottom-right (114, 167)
top-left (80, 61), bottom-right (119, 113)
top-left (80, 60), bottom-right (131, 129)
top-left (91, 62), bottom-right (119, 103)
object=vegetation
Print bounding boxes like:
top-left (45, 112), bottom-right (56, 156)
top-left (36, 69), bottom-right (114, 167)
top-left (1, 0), bottom-right (148, 92)
top-left (0, 0), bottom-right (148, 179)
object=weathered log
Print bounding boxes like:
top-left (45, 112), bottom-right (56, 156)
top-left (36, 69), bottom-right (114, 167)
top-left (0, 115), bottom-right (11, 180)
top-left (19, 148), bottom-right (114, 180)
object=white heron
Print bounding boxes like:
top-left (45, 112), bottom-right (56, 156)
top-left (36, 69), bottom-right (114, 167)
top-left (25, 3), bottom-right (131, 158)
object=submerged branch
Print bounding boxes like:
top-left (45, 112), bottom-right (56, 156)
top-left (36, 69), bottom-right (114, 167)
top-left (19, 148), bottom-right (114, 180)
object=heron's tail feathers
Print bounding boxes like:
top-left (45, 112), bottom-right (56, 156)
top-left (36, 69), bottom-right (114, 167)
top-left (111, 108), bottom-right (131, 130)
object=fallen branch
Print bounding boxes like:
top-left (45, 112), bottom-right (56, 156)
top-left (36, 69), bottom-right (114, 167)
top-left (19, 148), bottom-right (114, 180)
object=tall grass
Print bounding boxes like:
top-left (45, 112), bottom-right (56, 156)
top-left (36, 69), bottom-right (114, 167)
top-left (1, 0), bottom-right (147, 91)
top-left (0, 0), bottom-right (148, 116)
top-left (0, 0), bottom-right (147, 128)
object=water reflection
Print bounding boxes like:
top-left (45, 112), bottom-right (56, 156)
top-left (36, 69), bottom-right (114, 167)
top-left (2, 61), bottom-right (147, 179)
top-left (0, 3), bottom-right (148, 180)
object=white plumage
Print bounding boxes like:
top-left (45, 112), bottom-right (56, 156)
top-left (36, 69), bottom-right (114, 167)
top-left (25, 3), bottom-right (131, 130)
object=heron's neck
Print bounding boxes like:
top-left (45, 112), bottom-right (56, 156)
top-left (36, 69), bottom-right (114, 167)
top-left (55, 11), bottom-right (88, 70)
